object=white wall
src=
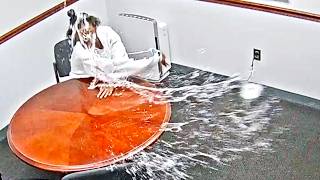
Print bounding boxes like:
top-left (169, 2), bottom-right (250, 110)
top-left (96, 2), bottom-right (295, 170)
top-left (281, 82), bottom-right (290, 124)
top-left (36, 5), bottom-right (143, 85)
top-left (0, 0), bottom-right (108, 130)
top-left (248, 0), bottom-right (320, 14)
top-left (290, 1), bottom-right (320, 14)
top-left (0, 0), bottom-right (64, 36)
top-left (106, 0), bottom-right (320, 100)
top-left (2, 0), bottom-right (320, 130)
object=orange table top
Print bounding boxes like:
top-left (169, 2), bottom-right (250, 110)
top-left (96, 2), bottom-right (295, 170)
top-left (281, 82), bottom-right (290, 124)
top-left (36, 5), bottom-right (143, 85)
top-left (7, 78), bottom-right (171, 172)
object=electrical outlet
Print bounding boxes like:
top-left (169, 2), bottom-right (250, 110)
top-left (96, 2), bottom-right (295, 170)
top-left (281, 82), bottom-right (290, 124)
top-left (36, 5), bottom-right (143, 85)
top-left (253, 49), bottom-right (261, 61)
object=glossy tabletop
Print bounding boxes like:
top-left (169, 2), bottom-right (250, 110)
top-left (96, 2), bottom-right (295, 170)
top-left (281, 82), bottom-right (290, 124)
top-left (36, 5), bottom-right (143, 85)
top-left (7, 78), bottom-right (171, 172)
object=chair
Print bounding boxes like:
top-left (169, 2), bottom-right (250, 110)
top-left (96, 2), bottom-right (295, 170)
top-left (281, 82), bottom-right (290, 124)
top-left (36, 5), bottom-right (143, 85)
top-left (53, 39), bottom-right (72, 83)
top-left (53, 43), bottom-right (169, 83)
top-left (62, 162), bottom-right (133, 180)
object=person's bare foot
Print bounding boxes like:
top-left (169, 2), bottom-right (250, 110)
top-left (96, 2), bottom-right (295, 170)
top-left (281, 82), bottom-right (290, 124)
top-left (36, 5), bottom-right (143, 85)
top-left (160, 53), bottom-right (169, 66)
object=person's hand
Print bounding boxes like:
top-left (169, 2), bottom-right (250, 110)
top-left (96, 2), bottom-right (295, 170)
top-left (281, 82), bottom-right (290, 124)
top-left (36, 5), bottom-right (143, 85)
top-left (97, 84), bottom-right (114, 99)
top-left (88, 77), bottom-right (99, 89)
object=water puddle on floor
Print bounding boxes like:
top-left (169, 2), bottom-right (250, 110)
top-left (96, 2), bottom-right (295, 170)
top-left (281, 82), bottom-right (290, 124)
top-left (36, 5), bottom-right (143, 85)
top-left (102, 69), bottom-right (284, 179)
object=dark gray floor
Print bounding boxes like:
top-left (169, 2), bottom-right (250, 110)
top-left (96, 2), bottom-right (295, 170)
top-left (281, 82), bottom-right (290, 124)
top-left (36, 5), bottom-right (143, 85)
top-left (210, 101), bottom-right (320, 180)
top-left (1, 64), bottom-right (319, 179)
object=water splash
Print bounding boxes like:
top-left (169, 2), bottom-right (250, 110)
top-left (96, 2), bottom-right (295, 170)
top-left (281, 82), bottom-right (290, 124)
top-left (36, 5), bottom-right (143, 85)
top-left (101, 69), bottom-right (283, 179)
top-left (64, 11), bottom-right (284, 179)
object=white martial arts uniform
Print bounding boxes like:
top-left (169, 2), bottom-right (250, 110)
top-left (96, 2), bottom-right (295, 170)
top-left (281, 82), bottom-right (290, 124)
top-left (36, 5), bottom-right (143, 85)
top-left (70, 26), bottom-right (161, 82)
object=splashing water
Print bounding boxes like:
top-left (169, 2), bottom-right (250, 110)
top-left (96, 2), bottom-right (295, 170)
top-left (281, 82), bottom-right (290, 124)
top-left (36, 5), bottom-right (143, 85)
top-left (67, 15), bottom-right (283, 178)
top-left (95, 68), bottom-right (283, 179)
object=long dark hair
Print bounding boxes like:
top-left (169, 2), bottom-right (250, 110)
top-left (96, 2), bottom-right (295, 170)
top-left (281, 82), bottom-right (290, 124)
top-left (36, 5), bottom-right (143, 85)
top-left (66, 10), bottom-right (101, 46)
top-left (86, 15), bottom-right (101, 27)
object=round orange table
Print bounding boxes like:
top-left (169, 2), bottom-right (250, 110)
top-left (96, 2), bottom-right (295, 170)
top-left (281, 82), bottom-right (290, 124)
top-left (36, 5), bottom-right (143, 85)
top-left (7, 78), bottom-right (171, 172)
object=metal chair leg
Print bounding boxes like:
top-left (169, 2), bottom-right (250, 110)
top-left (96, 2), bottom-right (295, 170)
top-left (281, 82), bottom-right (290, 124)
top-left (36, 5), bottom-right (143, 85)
top-left (53, 62), bottom-right (60, 83)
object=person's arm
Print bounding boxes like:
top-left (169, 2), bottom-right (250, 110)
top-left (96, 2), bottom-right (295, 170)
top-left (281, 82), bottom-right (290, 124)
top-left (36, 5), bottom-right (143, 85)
top-left (96, 26), bottom-right (129, 60)
top-left (108, 28), bottom-right (129, 60)
top-left (70, 42), bottom-right (91, 76)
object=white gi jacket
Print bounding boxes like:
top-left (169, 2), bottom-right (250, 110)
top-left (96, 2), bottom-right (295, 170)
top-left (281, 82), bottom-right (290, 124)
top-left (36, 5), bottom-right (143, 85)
top-left (70, 26), bottom-right (161, 82)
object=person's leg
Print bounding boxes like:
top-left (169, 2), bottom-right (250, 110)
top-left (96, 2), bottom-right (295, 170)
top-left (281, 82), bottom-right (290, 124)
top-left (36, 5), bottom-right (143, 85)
top-left (110, 55), bottom-right (160, 80)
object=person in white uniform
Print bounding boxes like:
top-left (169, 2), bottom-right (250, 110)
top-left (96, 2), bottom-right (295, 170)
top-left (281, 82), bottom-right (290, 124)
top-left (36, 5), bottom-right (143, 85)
top-left (68, 13), bottom-right (167, 98)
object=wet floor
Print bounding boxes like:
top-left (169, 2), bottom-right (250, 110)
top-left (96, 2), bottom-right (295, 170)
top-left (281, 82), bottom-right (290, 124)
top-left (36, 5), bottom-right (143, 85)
top-left (1, 64), bottom-right (319, 179)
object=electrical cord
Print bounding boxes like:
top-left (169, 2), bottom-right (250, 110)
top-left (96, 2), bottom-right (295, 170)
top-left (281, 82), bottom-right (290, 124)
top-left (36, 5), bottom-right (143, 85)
top-left (246, 58), bottom-right (255, 81)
